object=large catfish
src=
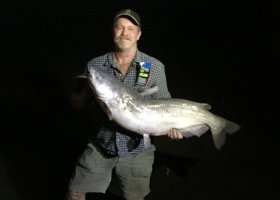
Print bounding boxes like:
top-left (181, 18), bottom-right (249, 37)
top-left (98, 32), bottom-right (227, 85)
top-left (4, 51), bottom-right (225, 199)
top-left (84, 67), bottom-right (240, 150)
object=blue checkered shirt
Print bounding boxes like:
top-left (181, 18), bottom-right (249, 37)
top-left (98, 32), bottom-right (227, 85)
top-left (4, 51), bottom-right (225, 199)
top-left (87, 49), bottom-right (171, 156)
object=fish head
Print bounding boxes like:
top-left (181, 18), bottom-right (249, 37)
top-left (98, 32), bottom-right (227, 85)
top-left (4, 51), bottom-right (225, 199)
top-left (87, 67), bottom-right (117, 101)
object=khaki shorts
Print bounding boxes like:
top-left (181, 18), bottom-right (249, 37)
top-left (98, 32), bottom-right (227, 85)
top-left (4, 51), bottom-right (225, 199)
top-left (68, 142), bottom-right (154, 200)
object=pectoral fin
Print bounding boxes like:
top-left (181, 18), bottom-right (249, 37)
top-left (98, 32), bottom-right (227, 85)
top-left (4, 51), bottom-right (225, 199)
top-left (106, 108), bottom-right (113, 120)
top-left (140, 86), bottom-right (159, 96)
top-left (99, 102), bottom-right (113, 120)
top-left (143, 134), bottom-right (152, 148)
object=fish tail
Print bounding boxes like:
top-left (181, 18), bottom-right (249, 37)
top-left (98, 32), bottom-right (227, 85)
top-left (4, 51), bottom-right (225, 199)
top-left (211, 119), bottom-right (240, 150)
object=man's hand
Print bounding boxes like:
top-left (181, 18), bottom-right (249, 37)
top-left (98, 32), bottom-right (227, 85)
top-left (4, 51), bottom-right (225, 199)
top-left (167, 128), bottom-right (184, 140)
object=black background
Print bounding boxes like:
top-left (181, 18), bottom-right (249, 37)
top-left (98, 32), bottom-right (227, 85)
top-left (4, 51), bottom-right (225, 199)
top-left (1, 0), bottom-right (279, 199)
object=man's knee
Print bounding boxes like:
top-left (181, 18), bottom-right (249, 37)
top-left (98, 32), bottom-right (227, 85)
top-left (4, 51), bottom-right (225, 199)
top-left (66, 191), bottom-right (86, 200)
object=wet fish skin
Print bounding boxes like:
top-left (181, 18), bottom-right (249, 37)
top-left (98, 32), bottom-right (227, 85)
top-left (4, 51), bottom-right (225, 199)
top-left (87, 67), bottom-right (240, 150)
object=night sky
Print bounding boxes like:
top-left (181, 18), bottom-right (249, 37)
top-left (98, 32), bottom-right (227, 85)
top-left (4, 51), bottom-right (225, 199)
top-left (1, 1), bottom-right (279, 199)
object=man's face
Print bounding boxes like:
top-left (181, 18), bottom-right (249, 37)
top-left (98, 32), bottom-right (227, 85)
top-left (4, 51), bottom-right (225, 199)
top-left (113, 17), bottom-right (141, 51)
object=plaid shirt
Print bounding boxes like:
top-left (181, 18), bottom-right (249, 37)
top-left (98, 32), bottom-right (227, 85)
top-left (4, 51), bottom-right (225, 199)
top-left (87, 49), bottom-right (171, 156)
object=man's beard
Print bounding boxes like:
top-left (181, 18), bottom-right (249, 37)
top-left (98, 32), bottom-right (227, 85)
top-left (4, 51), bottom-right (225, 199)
top-left (114, 37), bottom-right (132, 51)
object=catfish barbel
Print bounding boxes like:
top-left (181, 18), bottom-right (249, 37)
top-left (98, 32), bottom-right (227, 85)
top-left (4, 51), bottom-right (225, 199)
top-left (85, 67), bottom-right (240, 150)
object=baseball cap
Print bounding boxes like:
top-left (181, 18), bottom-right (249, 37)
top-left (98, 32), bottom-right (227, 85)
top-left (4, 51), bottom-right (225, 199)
top-left (114, 9), bottom-right (141, 28)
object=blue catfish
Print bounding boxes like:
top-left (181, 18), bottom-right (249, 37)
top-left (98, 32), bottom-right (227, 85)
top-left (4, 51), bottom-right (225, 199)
top-left (85, 67), bottom-right (240, 150)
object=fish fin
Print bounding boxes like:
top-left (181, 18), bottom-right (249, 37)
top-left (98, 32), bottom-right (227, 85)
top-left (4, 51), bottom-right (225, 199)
top-left (143, 134), bottom-right (152, 148)
top-left (225, 120), bottom-right (241, 135)
top-left (211, 120), bottom-right (240, 150)
top-left (140, 86), bottom-right (159, 96)
top-left (106, 108), bottom-right (113, 120)
top-left (181, 125), bottom-right (209, 138)
top-left (183, 99), bottom-right (211, 110)
top-left (100, 103), bottom-right (113, 120)
top-left (201, 103), bottom-right (211, 110)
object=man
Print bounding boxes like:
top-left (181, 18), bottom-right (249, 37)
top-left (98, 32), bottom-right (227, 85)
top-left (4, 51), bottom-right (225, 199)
top-left (67, 9), bottom-right (183, 200)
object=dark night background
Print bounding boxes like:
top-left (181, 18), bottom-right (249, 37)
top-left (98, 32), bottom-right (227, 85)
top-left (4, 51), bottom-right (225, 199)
top-left (1, 0), bottom-right (279, 199)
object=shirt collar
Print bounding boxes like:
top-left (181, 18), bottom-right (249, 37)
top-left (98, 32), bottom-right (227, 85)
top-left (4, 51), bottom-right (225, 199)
top-left (105, 49), bottom-right (141, 70)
